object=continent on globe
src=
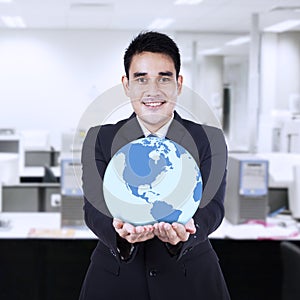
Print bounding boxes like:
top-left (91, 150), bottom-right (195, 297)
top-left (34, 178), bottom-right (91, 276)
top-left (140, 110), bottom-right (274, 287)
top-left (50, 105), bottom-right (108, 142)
top-left (150, 201), bottom-right (182, 223)
top-left (103, 136), bottom-right (202, 225)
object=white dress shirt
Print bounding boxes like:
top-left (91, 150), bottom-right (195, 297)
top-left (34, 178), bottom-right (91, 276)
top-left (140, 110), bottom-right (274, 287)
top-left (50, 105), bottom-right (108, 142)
top-left (136, 114), bottom-right (174, 138)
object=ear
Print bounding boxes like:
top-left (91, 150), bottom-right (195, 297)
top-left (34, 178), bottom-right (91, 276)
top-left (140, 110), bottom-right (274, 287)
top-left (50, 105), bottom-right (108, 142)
top-left (121, 75), bottom-right (130, 97)
top-left (177, 75), bottom-right (183, 95)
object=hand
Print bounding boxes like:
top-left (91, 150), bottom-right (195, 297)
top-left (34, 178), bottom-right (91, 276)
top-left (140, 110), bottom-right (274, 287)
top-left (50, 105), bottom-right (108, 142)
top-left (153, 218), bottom-right (196, 245)
top-left (112, 218), bottom-right (155, 243)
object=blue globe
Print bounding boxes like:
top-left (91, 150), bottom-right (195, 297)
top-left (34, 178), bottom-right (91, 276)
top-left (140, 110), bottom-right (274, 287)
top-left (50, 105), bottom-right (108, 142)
top-left (103, 136), bottom-right (202, 225)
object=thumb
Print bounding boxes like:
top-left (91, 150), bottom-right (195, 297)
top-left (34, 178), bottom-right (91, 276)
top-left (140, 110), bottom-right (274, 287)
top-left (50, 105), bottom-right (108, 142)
top-left (185, 218), bottom-right (196, 234)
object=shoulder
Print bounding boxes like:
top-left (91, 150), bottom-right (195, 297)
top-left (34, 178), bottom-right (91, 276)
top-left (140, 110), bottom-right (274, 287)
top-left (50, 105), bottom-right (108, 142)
top-left (86, 117), bottom-right (130, 140)
top-left (180, 117), bottom-right (225, 142)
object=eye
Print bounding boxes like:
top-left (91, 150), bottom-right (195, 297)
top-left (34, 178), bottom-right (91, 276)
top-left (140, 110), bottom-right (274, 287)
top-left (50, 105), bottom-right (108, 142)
top-left (158, 76), bottom-right (171, 84)
top-left (136, 77), bottom-right (148, 84)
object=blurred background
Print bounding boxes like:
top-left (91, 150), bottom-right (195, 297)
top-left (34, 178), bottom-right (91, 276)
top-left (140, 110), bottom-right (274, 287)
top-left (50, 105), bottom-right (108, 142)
top-left (0, 1), bottom-right (300, 300)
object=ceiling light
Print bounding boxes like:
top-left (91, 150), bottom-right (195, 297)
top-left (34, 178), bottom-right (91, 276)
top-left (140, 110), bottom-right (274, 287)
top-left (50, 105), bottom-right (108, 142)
top-left (1, 16), bottom-right (26, 28)
top-left (270, 6), bottom-right (300, 13)
top-left (147, 18), bottom-right (174, 30)
top-left (264, 20), bottom-right (300, 32)
top-left (226, 36), bottom-right (250, 46)
top-left (174, 0), bottom-right (203, 5)
top-left (70, 2), bottom-right (114, 11)
top-left (198, 48), bottom-right (221, 55)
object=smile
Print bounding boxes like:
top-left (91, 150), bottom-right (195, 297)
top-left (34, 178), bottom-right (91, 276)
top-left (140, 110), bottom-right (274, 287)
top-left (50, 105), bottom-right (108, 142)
top-left (143, 101), bottom-right (166, 107)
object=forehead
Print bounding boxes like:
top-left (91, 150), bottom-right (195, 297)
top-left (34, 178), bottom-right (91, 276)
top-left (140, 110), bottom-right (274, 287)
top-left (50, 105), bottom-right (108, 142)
top-left (129, 52), bottom-right (175, 75)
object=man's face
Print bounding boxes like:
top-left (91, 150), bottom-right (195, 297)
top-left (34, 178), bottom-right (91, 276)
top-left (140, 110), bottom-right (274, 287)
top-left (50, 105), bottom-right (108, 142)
top-left (122, 51), bottom-right (183, 132)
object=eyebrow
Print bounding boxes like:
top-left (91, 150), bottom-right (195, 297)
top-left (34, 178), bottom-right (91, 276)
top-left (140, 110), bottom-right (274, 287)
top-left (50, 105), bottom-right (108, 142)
top-left (159, 71), bottom-right (173, 77)
top-left (133, 71), bottom-right (174, 78)
top-left (133, 72), bottom-right (147, 78)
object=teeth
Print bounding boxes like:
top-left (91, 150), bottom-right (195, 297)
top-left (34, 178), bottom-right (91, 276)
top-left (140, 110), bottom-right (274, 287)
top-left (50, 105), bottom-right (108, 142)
top-left (144, 102), bottom-right (163, 107)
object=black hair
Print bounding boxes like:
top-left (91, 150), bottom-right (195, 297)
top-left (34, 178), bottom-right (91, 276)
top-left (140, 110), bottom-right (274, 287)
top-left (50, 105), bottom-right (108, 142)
top-left (124, 31), bottom-right (181, 79)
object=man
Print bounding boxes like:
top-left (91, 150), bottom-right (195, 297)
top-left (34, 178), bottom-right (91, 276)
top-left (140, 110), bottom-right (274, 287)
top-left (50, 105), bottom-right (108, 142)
top-left (80, 31), bottom-right (230, 299)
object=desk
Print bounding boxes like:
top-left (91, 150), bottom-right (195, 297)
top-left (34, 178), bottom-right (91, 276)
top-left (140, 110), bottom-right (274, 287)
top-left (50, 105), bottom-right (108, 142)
top-left (3, 212), bottom-right (297, 241)
top-left (0, 213), bottom-right (300, 300)
top-left (210, 214), bottom-right (300, 240)
top-left (0, 212), bottom-right (96, 239)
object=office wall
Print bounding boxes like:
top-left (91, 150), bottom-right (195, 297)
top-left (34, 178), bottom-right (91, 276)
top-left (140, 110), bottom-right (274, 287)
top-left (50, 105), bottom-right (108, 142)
top-left (1, 29), bottom-right (299, 151)
top-left (0, 29), bottom-right (230, 149)
top-left (0, 29), bottom-right (136, 149)
top-left (224, 58), bottom-right (249, 150)
top-left (258, 31), bottom-right (300, 152)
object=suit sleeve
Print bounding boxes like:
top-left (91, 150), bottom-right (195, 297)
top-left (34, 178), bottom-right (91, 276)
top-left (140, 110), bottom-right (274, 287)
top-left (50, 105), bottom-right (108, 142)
top-left (177, 126), bottom-right (228, 261)
top-left (81, 126), bottom-right (138, 263)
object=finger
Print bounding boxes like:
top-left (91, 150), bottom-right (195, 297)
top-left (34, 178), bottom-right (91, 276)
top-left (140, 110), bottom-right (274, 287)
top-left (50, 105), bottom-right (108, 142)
top-left (144, 225), bottom-right (154, 232)
top-left (142, 230), bottom-right (155, 240)
top-left (152, 223), bottom-right (160, 236)
top-left (164, 223), bottom-right (177, 240)
top-left (112, 218), bottom-right (123, 230)
top-left (156, 222), bottom-right (178, 243)
top-left (127, 230), bottom-right (155, 243)
top-left (152, 222), bottom-right (167, 240)
top-left (172, 223), bottom-right (189, 241)
top-left (185, 219), bottom-right (196, 234)
top-left (122, 222), bottom-right (136, 234)
top-left (124, 224), bottom-right (154, 242)
top-left (153, 223), bottom-right (169, 241)
top-left (135, 226), bottom-right (146, 234)
top-left (157, 223), bottom-right (169, 239)
top-left (137, 232), bottom-right (155, 242)
top-left (158, 222), bottom-right (168, 235)
top-left (116, 222), bottom-right (136, 238)
top-left (163, 223), bottom-right (177, 239)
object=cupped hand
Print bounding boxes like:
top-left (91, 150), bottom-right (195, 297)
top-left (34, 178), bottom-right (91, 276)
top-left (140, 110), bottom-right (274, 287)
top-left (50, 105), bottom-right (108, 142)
top-left (153, 218), bottom-right (196, 245)
top-left (112, 218), bottom-right (155, 243)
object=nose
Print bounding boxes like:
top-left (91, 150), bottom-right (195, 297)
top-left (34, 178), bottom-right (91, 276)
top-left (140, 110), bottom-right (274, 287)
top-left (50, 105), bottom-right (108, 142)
top-left (145, 78), bottom-right (160, 97)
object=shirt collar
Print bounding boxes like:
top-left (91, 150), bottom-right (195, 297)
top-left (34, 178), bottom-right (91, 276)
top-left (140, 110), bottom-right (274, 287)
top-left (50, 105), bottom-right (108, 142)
top-left (136, 114), bottom-right (174, 138)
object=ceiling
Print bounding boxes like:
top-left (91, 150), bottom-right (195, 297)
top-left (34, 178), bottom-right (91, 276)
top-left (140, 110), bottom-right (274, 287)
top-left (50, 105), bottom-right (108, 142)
top-left (1, 0), bottom-right (300, 60)
top-left (1, 0), bottom-right (300, 33)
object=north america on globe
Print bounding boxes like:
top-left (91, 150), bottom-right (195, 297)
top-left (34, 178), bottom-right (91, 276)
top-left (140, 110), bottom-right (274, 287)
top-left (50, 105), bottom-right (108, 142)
top-left (103, 136), bottom-right (202, 225)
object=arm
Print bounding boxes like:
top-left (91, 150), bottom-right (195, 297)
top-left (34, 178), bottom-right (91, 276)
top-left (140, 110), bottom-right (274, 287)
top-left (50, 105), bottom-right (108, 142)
top-left (176, 126), bottom-right (228, 259)
top-left (81, 126), bottom-right (119, 252)
top-left (153, 126), bottom-right (227, 259)
top-left (82, 126), bottom-right (155, 261)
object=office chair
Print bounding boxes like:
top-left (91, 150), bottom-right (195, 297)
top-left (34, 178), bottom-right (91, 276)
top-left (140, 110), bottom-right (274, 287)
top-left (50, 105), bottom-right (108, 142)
top-left (280, 241), bottom-right (300, 300)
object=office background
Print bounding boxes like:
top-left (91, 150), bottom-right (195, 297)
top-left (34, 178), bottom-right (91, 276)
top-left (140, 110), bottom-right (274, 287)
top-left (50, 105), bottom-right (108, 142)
top-left (0, 1), bottom-right (300, 152)
top-left (1, 0), bottom-right (300, 299)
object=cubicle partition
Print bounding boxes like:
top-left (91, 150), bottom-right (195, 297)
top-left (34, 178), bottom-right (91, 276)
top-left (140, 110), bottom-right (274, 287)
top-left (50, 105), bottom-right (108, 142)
top-left (2, 183), bottom-right (60, 212)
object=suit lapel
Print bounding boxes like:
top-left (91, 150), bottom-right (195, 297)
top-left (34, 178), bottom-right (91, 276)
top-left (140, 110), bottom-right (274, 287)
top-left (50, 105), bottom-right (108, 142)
top-left (166, 112), bottom-right (187, 145)
top-left (167, 112), bottom-right (200, 166)
top-left (111, 114), bottom-right (144, 156)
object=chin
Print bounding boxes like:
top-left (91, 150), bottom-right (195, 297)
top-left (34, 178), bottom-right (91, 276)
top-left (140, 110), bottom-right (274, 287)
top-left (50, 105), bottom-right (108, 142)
top-left (141, 114), bottom-right (170, 128)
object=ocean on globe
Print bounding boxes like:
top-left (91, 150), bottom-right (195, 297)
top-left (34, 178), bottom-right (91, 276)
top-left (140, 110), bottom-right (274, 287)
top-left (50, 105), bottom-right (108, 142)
top-left (103, 136), bottom-right (202, 226)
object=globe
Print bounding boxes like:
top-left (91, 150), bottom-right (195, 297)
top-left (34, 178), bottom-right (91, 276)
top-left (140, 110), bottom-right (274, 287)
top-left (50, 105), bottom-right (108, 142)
top-left (103, 136), bottom-right (202, 225)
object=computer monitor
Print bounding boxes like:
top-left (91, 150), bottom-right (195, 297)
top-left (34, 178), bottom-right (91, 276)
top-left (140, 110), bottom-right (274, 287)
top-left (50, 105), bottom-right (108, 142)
top-left (60, 159), bottom-right (84, 227)
top-left (268, 188), bottom-right (288, 216)
top-left (60, 159), bottom-right (82, 196)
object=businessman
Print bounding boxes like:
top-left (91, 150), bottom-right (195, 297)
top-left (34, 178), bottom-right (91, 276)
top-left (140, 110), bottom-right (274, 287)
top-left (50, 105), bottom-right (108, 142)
top-left (80, 31), bottom-right (230, 299)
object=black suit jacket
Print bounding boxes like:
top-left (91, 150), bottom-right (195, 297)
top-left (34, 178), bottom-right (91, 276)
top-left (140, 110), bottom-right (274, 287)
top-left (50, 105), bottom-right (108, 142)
top-left (79, 112), bottom-right (230, 300)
